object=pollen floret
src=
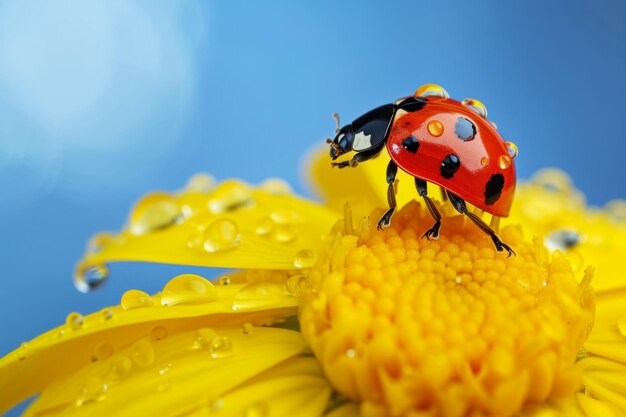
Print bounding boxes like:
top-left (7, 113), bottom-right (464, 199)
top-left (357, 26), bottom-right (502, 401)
top-left (300, 201), bottom-right (594, 417)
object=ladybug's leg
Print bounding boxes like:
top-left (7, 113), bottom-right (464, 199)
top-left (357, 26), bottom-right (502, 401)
top-left (447, 192), bottom-right (515, 257)
top-left (376, 160), bottom-right (398, 230)
top-left (331, 145), bottom-right (383, 169)
top-left (415, 178), bottom-right (441, 240)
top-left (439, 187), bottom-right (448, 202)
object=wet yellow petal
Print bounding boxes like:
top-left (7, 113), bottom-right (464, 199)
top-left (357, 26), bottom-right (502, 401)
top-left (584, 288), bottom-right (626, 363)
top-left (199, 356), bottom-right (331, 417)
top-left (300, 201), bottom-right (594, 417)
top-left (579, 356), bottom-right (626, 413)
top-left (22, 326), bottom-right (306, 417)
top-left (508, 169), bottom-right (626, 293)
top-left (0, 273), bottom-right (298, 415)
top-left (75, 178), bottom-right (338, 291)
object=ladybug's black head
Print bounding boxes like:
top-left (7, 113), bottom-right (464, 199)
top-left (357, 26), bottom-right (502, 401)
top-left (327, 125), bottom-right (354, 160)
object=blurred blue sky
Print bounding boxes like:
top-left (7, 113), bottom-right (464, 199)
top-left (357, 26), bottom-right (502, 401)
top-left (1, 0), bottom-right (625, 412)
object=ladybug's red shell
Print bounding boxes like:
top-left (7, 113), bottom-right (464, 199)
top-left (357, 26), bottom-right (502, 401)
top-left (386, 97), bottom-right (516, 217)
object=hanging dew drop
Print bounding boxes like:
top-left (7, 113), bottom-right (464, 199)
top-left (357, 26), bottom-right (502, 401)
top-left (92, 343), bottom-right (114, 361)
top-left (74, 262), bottom-right (109, 293)
top-left (203, 219), bottom-right (241, 253)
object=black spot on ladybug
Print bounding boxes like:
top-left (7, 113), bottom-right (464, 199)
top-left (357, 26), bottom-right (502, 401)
top-left (455, 117), bottom-right (476, 141)
top-left (396, 97), bottom-right (426, 113)
top-left (402, 135), bottom-right (419, 153)
top-left (440, 154), bottom-right (460, 179)
top-left (484, 173), bottom-right (505, 205)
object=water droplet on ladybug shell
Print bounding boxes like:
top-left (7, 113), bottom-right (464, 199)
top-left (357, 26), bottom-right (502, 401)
top-left (462, 98), bottom-right (488, 118)
top-left (415, 84), bottom-right (449, 99)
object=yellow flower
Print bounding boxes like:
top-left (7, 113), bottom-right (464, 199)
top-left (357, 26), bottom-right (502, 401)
top-left (1, 150), bottom-right (625, 417)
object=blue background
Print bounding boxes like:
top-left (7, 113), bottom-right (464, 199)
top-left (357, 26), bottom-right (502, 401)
top-left (1, 0), bottom-right (625, 413)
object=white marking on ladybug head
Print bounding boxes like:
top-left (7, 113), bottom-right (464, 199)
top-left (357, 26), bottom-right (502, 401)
top-left (353, 131), bottom-right (373, 151)
top-left (391, 143), bottom-right (401, 155)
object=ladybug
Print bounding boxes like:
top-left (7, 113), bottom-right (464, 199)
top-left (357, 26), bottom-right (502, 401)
top-left (327, 84), bottom-right (518, 256)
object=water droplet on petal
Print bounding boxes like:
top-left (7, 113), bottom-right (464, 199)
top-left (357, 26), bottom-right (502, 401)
top-left (66, 312), bottom-right (84, 330)
top-left (100, 308), bottom-right (114, 321)
top-left (255, 216), bottom-right (274, 236)
top-left (285, 274), bottom-right (306, 295)
top-left (259, 178), bottom-right (292, 195)
top-left (207, 180), bottom-right (254, 213)
top-left (498, 154), bottom-right (511, 169)
top-left (185, 173), bottom-right (216, 193)
top-left (218, 275), bottom-right (231, 286)
top-left (74, 262), bottom-right (109, 293)
top-left (210, 336), bottom-right (233, 358)
top-left (244, 401), bottom-right (269, 417)
top-left (76, 376), bottom-right (107, 406)
top-left (161, 274), bottom-right (219, 306)
top-left (346, 349), bottom-right (356, 358)
top-left (203, 219), bottom-right (241, 253)
top-left (150, 326), bottom-right (168, 341)
top-left (87, 232), bottom-right (114, 254)
top-left (270, 209), bottom-right (301, 225)
top-left (605, 200), bottom-right (626, 225)
top-left (109, 356), bottom-right (133, 378)
top-left (93, 343), bottom-right (114, 361)
top-left (232, 283), bottom-right (284, 311)
top-left (544, 230), bottom-right (582, 252)
top-left (206, 398), bottom-right (224, 413)
top-left (131, 338), bottom-right (155, 367)
top-left (129, 192), bottom-right (183, 235)
top-left (293, 249), bottom-right (318, 269)
top-left (17, 342), bottom-right (31, 361)
top-left (121, 289), bottom-right (154, 310)
top-left (272, 223), bottom-right (296, 243)
top-left (194, 328), bottom-right (217, 349)
top-left (505, 141), bottom-right (518, 159)
top-left (532, 169), bottom-right (573, 194)
top-left (187, 229), bottom-right (205, 249)
top-left (241, 323), bottom-right (254, 335)
top-left (159, 363), bottom-right (172, 376)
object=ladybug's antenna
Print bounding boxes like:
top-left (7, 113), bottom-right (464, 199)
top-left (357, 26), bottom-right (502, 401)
top-left (332, 113), bottom-right (340, 134)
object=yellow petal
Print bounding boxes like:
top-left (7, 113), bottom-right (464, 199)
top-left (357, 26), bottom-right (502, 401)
top-left (75, 178), bottom-right (338, 291)
top-left (507, 169), bottom-right (626, 293)
top-left (202, 356), bottom-right (331, 417)
top-left (306, 146), bottom-right (441, 221)
top-left (579, 357), bottom-right (626, 413)
top-left (23, 327), bottom-right (306, 417)
top-left (0, 274), bottom-right (298, 415)
top-left (584, 288), bottom-right (626, 363)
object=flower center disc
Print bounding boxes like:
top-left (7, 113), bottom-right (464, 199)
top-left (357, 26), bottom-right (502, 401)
top-left (300, 201), bottom-right (594, 417)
